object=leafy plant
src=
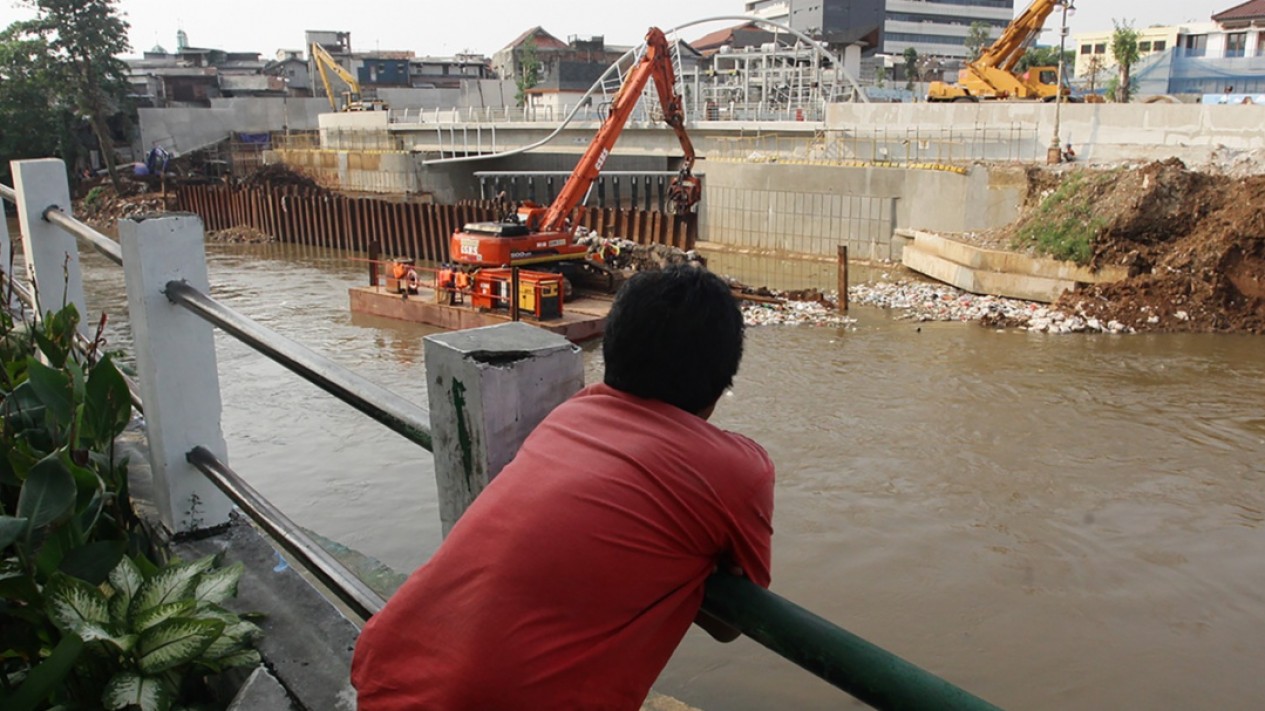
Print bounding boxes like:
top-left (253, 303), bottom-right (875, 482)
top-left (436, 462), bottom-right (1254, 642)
top-left (0, 303), bottom-right (261, 709)
top-left (84, 186), bottom-right (108, 211)
top-left (1011, 172), bottom-right (1113, 265)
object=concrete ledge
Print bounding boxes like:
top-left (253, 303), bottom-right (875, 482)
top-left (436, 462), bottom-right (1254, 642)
top-left (902, 243), bottom-right (1079, 303)
top-left (900, 230), bottom-right (1129, 303)
top-left (227, 667), bottom-right (298, 711)
top-left (910, 231), bottom-right (1129, 284)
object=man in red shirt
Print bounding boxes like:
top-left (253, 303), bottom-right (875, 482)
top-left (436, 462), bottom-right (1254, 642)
top-left (352, 265), bottom-right (775, 710)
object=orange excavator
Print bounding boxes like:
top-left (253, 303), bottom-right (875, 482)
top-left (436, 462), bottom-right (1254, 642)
top-left (449, 27), bottom-right (700, 283)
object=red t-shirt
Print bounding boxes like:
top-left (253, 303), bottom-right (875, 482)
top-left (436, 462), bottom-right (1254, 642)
top-left (352, 383), bottom-right (775, 710)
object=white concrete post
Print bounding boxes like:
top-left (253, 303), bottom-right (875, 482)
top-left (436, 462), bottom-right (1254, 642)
top-left (424, 322), bottom-right (584, 536)
top-left (12, 159), bottom-right (88, 334)
top-left (120, 214), bottom-right (233, 533)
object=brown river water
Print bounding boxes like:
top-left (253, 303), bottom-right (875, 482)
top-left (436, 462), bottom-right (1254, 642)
top-left (35, 236), bottom-right (1265, 709)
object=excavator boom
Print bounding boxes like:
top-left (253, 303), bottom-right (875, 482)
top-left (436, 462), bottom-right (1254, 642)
top-left (538, 27), bottom-right (697, 232)
top-left (311, 42), bottom-right (386, 111)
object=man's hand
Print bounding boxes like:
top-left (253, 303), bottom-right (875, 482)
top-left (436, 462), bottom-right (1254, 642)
top-left (693, 564), bottom-right (745, 643)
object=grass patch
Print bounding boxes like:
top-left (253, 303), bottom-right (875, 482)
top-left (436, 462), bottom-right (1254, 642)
top-left (1011, 172), bottom-right (1107, 265)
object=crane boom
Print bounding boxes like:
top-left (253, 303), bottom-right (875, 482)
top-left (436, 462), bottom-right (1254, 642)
top-left (311, 42), bottom-right (361, 112)
top-left (926, 0), bottom-right (1069, 102)
top-left (977, 0), bottom-right (1060, 73)
top-left (536, 27), bottom-right (698, 232)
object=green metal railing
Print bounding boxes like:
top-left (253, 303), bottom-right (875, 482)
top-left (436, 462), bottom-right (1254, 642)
top-left (705, 573), bottom-right (1002, 710)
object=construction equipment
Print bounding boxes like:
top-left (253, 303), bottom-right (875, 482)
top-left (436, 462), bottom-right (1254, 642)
top-left (927, 0), bottom-right (1070, 102)
top-left (310, 42), bottom-right (388, 112)
top-left (471, 269), bottom-right (565, 320)
top-left (449, 27), bottom-right (700, 283)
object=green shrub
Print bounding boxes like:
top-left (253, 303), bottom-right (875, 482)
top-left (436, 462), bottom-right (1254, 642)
top-left (84, 186), bottom-right (108, 211)
top-left (0, 304), bottom-right (260, 710)
top-left (1011, 172), bottom-right (1106, 265)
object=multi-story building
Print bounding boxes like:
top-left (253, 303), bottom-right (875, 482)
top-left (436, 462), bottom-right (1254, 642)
top-left (742, 0), bottom-right (1014, 59)
top-left (1073, 1), bottom-right (1265, 96)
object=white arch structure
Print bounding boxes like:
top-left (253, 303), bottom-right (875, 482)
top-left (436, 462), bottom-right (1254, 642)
top-left (421, 16), bottom-right (867, 166)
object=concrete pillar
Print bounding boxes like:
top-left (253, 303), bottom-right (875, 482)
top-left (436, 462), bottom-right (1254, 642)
top-left (11, 159), bottom-right (87, 334)
top-left (120, 214), bottom-right (233, 533)
top-left (0, 201), bottom-right (10, 295)
top-left (424, 322), bottom-right (584, 536)
top-left (844, 45), bottom-right (862, 87)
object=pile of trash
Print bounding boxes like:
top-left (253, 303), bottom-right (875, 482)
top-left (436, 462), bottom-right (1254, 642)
top-left (576, 234), bottom-right (706, 271)
top-left (206, 226), bottom-right (275, 244)
top-left (237, 164), bottom-right (322, 191)
top-left (75, 187), bottom-right (174, 233)
top-left (739, 296), bottom-right (857, 328)
top-left (850, 278), bottom-right (1136, 333)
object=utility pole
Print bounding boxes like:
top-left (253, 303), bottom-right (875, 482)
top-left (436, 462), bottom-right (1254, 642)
top-left (1048, 0), bottom-right (1074, 164)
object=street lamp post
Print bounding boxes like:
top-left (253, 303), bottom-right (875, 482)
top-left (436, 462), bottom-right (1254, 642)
top-left (1048, 0), bottom-right (1074, 164)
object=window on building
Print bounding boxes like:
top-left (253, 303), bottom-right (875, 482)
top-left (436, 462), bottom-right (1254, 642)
top-left (1139, 41), bottom-right (1152, 52)
top-left (1094, 43), bottom-right (1106, 54)
top-left (1184, 34), bottom-right (1207, 57)
top-left (1226, 32), bottom-right (1247, 58)
top-left (1258, 32), bottom-right (1265, 56)
top-left (1080, 44), bottom-right (1092, 55)
top-left (1154, 40), bottom-right (1166, 51)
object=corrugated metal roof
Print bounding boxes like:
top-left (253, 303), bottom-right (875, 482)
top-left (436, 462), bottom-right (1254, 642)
top-left (1213, 0), bottom-right (1265, 21)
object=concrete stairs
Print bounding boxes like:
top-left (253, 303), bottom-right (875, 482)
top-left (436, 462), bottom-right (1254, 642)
top-left (899, 230), bottom-right (1129, 303)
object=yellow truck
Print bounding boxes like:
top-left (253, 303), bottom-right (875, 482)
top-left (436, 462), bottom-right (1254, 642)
top-left (927, 0), bottom-right (1070, 102)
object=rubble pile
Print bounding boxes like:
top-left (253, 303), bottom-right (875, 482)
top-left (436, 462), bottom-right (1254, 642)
top-left (206, 226), bottom-right (275, 244)
top-left (75, 188), bottom-right (174, 233)
top-left (848, 279), bottom-right (1136, 333)
top-left (238, 164), bottom-right (322, 191)
top-left (576, 235), bottom-right (706, 271)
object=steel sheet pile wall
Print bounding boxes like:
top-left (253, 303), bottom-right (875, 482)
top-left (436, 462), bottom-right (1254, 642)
top-left (176, 185), bottom-right (695, 260)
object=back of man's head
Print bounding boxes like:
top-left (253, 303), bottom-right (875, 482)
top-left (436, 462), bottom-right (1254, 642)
top-left (602, 265), bottom-right (744, 414)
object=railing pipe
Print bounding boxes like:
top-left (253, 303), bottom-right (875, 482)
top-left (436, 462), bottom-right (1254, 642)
top-left (188, 446), bottom-right (385, 620)
top-left (0, 184), bottom-right (15, 201)
top-left (703, 573), bottom-right (1003, 711)
top-left (44, 206), bottom-right (123, 265)
top-left (163, 280), bottom-right (433, 451)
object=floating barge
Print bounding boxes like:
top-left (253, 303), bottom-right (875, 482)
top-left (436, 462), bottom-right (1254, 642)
top-left (348, 283), bottom-right (612, 343)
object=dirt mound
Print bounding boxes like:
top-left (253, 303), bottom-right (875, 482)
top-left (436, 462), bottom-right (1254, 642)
top-left (237, 164), bottom-right (321, 191)
top-left (1034, 160), bottom-right (1265, 333)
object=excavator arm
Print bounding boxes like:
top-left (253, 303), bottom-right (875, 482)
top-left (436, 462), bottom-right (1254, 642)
top-left (536, 27), bottom-right (698, 232)
top-left (311, 42), bottom-right (363, 111)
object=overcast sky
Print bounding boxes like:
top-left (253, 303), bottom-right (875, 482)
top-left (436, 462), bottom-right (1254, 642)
top-left (0, 1), bottom-right (1238, 58)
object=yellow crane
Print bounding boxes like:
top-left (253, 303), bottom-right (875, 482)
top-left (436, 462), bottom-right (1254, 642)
top-left (310, 42), bottom-right (388, 112)
top-left (927, 0), bottom-right (1070, 102)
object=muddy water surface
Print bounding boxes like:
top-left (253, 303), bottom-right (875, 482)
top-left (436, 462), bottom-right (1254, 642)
top-left (53, 240), bottom-right (1265, 710)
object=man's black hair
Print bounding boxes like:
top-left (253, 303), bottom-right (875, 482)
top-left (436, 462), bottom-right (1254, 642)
top-left (602, 265), bottom-right (744, 414)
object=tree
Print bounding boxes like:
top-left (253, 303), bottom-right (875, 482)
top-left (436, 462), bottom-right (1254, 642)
top-left (1110, 20), bottom-right (1141, 103)
top-left (875, 64), bottom-right (888, 89)
top-left (21, 0), bottom-right (131, 191)
top-left (903, 47), bottom-right (919, 92)
top-left (965, 21), bottom-right (992, 61)
top-left (1082, 54), bottom-right (1107, 96)
top-left (515, 36), bottom-right (542, 109)
top-left (1017, 46), bottom-right (1074, 72)
top-left (0, 22), bottom-right (79, 185)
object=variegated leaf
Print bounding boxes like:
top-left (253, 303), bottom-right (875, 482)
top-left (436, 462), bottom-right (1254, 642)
top-left (107, 556), bottom-right (144, 611)
top-left (103, 671), bottom-right (174, 711)
top-left (129, 562), bottom-right (204, 620)
top-left (137, 618), bottom-right (223, 674)
top-left (215, 648), bottom-right (262, 670)
top-left (134, 600), bottom-right (196, 633)
top-left (192, 562), bottom-right (242, 605)
top-left (202, 618), bottom-right (261, 659)
top-left (71, 620), bottom-right (136, 652)
top-left (45, 573), bottom-right (109, 633)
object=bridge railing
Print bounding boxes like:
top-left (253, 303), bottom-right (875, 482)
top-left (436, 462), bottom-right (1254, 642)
top-left (1, 158), bottom-right (1003, 710)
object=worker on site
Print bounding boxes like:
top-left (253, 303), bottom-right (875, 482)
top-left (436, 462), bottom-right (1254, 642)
top-left (436, 263), bottom-right (452, 304)
top-left (453, 268), bottom-right (470, 304)
top-left (352, 265), bottom-right (774, 710)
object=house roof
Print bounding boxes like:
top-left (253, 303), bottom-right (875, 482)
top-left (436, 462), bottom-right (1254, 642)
top-left (501, 26), bottom-right (568, 53)
top-left (1213, 0), bottom-right (1265, 21)
top-left (691, 23), bottom-right (760, 52)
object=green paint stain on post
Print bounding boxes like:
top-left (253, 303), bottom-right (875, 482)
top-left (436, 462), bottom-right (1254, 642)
top-left (450, 379), bottom-right (475, 494)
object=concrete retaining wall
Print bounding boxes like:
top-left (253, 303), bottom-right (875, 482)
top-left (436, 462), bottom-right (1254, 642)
top-left (699, 161), bottom-right (1025, 261)
top-left (140, 98), bottom-right (331, 155)
top-left (825, 102), bottom-right (1265, 164)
